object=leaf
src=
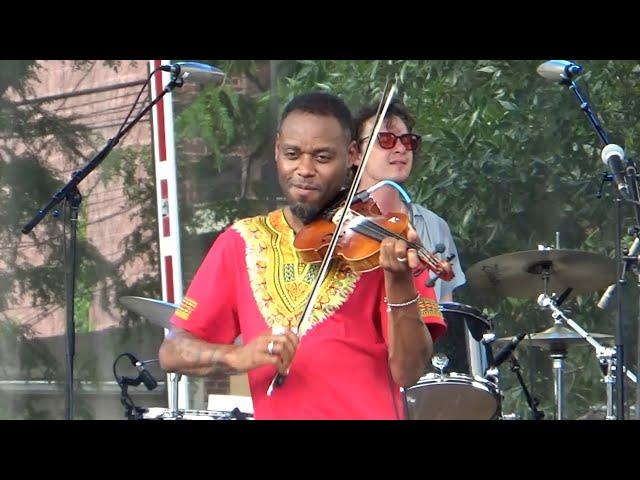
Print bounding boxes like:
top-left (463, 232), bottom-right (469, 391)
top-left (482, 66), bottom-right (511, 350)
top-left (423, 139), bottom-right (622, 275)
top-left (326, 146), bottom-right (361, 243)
top-left (498, 100), bottom-right (517, 111)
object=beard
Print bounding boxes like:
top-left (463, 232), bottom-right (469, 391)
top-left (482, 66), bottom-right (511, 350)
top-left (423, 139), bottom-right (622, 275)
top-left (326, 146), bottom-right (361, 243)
top-left (289, 202), bottom-right (322, 225)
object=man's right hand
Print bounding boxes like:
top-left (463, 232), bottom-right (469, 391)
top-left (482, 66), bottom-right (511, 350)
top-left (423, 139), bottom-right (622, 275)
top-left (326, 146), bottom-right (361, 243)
top-left (230, 329), bottom-right (299, 374)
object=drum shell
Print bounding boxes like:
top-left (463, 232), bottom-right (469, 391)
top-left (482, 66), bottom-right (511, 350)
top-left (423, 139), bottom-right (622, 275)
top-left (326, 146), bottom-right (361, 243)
top-left (405, 302), bottom-right (501, 420)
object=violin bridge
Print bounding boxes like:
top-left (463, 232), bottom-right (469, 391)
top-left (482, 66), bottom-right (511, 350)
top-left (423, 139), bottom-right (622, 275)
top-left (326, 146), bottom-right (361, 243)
top-left (331, 207), bottom-right (354, 226)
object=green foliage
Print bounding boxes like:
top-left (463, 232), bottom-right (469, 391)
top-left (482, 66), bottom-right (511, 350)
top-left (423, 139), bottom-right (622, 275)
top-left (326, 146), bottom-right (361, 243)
top-left (174, 60), bottom-right (640, 419)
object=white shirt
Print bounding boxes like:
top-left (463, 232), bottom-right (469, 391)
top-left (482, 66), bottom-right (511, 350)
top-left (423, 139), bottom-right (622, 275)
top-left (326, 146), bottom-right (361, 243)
top-left (410, 203), bottom-right (466, 302)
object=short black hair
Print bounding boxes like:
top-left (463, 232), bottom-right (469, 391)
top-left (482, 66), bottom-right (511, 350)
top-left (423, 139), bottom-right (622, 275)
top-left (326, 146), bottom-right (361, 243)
top-left (279, 92), bottom-right (354, 142)
top-left (354, 98), bottom-right (416, 146)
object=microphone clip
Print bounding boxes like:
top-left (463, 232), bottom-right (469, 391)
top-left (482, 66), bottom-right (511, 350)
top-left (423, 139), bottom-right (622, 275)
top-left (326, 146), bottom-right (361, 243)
top-left (120, 375), bottom-right (142, 387)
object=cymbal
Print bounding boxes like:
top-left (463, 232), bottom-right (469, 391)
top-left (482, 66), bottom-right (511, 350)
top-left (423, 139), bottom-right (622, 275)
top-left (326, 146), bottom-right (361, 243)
top-left (466, 249), bottom-right (616, 300)
top-left (496, 325), bottom-right (614, 351)
top-left (119, 296), bottom-right (178, 329)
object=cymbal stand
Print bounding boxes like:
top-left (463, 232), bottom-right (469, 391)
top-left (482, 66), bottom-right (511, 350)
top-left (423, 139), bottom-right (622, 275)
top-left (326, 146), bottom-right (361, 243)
top-left (550, 345), bottom-right (568, 420)
top-left (169, 373), bottom-right (182, 418)
top-left (538, 293), bottom-right (637, 419)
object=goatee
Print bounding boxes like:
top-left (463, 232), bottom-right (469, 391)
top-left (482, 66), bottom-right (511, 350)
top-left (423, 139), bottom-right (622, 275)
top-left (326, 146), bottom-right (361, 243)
top-left (290, 202), bottom-right (322, 225)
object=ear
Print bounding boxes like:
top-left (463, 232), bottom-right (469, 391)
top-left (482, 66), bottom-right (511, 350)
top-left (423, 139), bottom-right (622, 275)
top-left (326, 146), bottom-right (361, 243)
top-left (348, 140), bottom-right (361, 168)
top-left (274, 133), bottom-right (280, 162)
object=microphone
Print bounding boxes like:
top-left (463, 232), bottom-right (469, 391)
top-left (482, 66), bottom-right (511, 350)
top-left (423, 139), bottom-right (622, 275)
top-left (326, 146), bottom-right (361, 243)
top-left (597, 284), bottom-right (617, 310)
top-left (601, 144), bottom-right (630, 199)
top-left (351, 180), bottom-right (413, 206)
top-left (491, 332), bottom-right (526, 368)
top-left (160, 62), bottom-right (225, 86)
top-left (351, 188), bottom-right (373, 205)
top-left (536, 60), bottom-right (583, 83)
top-left (597, 236), bottom-right (640, 309)
top-left (124, 354), bottom-right (158, 391)
top-left (135, 361), bottom-right (158, 391)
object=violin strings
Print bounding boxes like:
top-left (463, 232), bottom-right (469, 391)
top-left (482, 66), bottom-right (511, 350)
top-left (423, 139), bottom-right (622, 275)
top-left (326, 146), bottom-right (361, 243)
top-left (353, 218), bottom-right (426, 255)
top-left (350, 212), bottom-right (425, 251)
top-left (350, 218), bottom-right (439, 269)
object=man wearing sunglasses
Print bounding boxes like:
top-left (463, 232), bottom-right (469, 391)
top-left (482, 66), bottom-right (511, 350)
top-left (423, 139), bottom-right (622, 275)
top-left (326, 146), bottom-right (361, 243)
top-left (354, 99), bottom-right (466, 303)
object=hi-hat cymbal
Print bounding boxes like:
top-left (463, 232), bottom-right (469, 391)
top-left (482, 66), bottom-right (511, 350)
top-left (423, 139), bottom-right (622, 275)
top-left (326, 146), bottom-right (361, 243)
top-left (496, 325), bottom-right (614, 352)
top-left (119, 296), bottom-right (178, 329)
top-left (466, 249), bottom-right (616, 301)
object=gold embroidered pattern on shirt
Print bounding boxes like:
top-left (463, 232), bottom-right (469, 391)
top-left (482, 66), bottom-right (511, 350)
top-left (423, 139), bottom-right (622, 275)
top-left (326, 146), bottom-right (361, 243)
top-left (417, 297), bottom-right (442, 319)
top-left (233, 210), bottom-right (359, 337)
top-left (175, 297), bottom-right (198, 321)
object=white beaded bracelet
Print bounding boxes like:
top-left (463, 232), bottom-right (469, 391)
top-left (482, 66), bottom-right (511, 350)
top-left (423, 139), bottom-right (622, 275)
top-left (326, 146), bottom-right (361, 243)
top-left (384, 293), bottom-right (420, 313)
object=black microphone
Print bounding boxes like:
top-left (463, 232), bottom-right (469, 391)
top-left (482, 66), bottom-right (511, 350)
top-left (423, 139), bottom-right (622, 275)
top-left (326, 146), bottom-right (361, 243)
top-left (350, 188), bottom-right (372, 205)
top-left (491, 332), bottom-right (526, 368)
top-left (135, 361), bottom-right (158, 391)
top-left (601, 144), bottom-right (630, 199)
top-left (598, 236), bottom-right (640, 309)
top-left (350, 180), bottom-right (411, 206)
top-left (536, 60), bottom-right (583, 83)
top-left (125, 354), bottom-right (158, 391)
top-left (159, 62), bottom-right (225, 86)
top-left (350, 181), bottom-right (387, 205)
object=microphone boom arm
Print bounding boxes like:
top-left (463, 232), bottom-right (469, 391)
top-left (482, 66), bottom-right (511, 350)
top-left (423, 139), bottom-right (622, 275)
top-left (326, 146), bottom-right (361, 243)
top-left (22, 67), bottom-right (184, 234)
top-left (566, 78), bottom-right (610, 146)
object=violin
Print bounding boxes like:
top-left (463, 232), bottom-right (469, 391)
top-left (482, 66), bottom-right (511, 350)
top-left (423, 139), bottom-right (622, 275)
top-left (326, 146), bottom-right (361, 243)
top-left (293, 197), bottom-right (455, 283)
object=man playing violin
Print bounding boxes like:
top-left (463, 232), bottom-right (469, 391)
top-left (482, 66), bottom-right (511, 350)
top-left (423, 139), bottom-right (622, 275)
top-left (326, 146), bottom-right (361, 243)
top-left (353, 99), bottom-right (466, 302)
top-left (159, 92), bottom-right (446, 419)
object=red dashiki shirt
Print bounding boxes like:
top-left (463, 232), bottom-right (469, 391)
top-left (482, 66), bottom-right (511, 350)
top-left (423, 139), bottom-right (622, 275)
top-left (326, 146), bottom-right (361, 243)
top-left (171, 209), bottom-right (446, 419)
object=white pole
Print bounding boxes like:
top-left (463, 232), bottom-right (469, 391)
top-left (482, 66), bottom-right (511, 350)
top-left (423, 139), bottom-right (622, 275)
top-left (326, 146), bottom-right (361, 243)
top-left (148, 60), bottom-right (189, 411)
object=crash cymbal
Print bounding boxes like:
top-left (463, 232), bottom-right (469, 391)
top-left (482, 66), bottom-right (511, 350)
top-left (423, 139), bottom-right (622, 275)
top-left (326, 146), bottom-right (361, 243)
top-left (119, 296), bottom-right (178, 329)
top-left (496, 325), bottom-right (614, 351)
top-left (466, 249), bottom-right (616, 301)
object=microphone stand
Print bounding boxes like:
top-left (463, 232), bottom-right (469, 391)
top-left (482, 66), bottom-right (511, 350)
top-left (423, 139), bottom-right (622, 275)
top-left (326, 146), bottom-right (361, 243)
top-left (21, 68), bottom-right (185, 420)
top-left (562, 75), bottom-right (640, 419)
top-left (509, 355), bottom-right (545, 420)
top-left (623, 162), bottom-right (640, 419)
top-left (119, 376), bottom-right (148, 420)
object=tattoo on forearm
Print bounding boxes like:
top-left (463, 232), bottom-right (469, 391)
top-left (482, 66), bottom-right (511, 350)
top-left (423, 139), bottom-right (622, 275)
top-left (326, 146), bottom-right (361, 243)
top-left (167, 337), bottom-right (236, 377)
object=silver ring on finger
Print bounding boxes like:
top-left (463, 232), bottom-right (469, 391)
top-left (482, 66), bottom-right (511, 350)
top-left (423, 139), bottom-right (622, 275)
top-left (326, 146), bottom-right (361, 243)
top-left (267, 340), bottom-right (275, 355)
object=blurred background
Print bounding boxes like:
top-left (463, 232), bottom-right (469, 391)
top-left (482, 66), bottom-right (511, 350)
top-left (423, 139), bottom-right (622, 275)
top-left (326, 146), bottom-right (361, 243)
top-left (1, 60), bottom-right (639, 419)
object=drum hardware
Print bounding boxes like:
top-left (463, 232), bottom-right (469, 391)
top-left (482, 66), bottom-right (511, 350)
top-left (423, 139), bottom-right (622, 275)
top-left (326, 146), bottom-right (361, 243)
top-left (495, 321), bottom-right (614, 420)
top-left (536, 292), bottom-right (637, 420)
top-left (169, 373), bottom-right (182, 419)
top-left (405, 302), bottom-right (501, 420)
top-left (481, 333), bottom-right (496, 345)
top-left (141, 407), bottom-right (253, 420)
top-left (431, 353), bottom-right (449, 377)
top-left (500, 413), bottom-right (522, 420)
top-left (467, 246), bottom-right (627, 419)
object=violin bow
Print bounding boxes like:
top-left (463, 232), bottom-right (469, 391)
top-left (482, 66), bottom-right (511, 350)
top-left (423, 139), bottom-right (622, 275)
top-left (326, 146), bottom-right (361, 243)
top-left (267, 81), bottom-right (397, 395)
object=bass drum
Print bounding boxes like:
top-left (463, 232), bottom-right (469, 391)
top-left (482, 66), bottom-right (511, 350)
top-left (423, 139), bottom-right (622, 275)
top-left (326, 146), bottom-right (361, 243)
top-left (405, 302), bottom-right (501, 420)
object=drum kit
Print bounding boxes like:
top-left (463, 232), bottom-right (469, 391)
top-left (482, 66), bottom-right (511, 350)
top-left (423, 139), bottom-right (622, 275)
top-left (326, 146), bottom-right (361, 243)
top-left (405, 246), bottom-right (640, 420)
